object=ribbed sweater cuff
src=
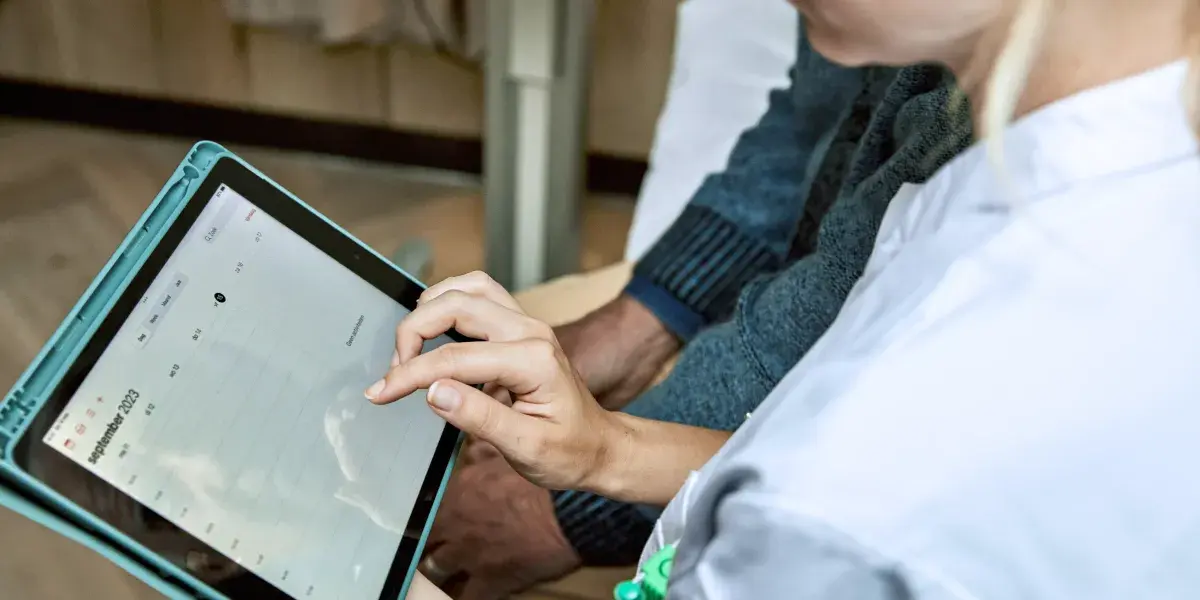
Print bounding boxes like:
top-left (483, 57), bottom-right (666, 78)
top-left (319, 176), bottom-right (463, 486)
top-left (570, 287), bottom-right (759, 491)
top-left (633, 206), bottom-right (777, 325)
top-left (553, 489), bottom-right (656, 566)
top-left (624, 275), bottom-right (706, 340)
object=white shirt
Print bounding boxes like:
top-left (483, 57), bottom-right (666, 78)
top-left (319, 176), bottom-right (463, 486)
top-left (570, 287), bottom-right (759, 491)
top-left (650, 60), bottom-right (1200, 599)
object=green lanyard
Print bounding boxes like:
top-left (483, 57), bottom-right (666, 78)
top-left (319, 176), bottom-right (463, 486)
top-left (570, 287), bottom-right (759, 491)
top-left (613, 543), bottom-right (676, 600)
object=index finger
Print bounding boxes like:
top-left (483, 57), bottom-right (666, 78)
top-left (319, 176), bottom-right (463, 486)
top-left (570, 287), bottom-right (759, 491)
top-left (395, 290), bottom-right (551, 365)
top-left (367, 338), bottom-right (560, 405)
top-left (419, 271), bottom-right (522, 313)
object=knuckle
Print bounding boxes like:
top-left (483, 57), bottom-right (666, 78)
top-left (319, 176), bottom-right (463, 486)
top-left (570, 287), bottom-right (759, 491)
top-left (525, 319), bottom-right (555, 341)
top-left (524, 339), bottom-right (563, 381)
top-left (467, 270), bottom-right (515, 305)
top-left (438, 289), bottom-right (471, 311)
top-left (465, 270), bottom-right (493, 288)
top-left (441, 288), bottom-right (468, 303)
top-left (525, 338), bottom-right (558, 363)
top-left (481, 274), bottom-right (507, 296)
top-left (394, 321), bottom-right (418, 349)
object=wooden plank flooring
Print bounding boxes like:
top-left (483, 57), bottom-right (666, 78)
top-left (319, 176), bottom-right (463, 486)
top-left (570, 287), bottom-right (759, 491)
top-left (0, 119), bottom-right (630, 599)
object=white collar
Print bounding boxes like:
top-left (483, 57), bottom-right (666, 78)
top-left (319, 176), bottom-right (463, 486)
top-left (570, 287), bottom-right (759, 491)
top-left (921, 60), bottom-right (1198, 212)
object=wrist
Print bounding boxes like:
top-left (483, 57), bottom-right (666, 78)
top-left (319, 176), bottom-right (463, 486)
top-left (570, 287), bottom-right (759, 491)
top-left (605, 294), bottom-right (680, 359)
top-left (582, 411), bottom-right (642, 500)
top-left (567, 295), bottom-right (679, 358)
top-left (555, 294), bottom-right (682, 411)
top-left (580, 413), bottom-right (732, 506)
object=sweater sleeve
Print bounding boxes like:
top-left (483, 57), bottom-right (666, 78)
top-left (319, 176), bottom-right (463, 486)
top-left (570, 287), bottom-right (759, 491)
top-left (553, 62), bottom-right (973, 566)
top-left (624, 0), bottom-right (798, 261)
top-left (626, 32), bottom-right (866, 339)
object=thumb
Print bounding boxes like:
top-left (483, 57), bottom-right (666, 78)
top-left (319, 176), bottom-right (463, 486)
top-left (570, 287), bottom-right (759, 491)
top-left (426, 379), bottom-right (531, 452)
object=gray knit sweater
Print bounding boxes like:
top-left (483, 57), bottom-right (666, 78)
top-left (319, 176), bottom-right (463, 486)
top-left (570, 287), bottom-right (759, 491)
top-left (554, 29), bottom-right (975, 564)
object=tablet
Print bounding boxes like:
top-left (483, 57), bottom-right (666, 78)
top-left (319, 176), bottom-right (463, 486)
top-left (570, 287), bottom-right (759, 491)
top-left (2, 150), bottom-right (461, 600)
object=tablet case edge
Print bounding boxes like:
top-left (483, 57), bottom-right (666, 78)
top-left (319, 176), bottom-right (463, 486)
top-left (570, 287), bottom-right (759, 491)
top-left (0, 141), bottom-right (225, 448)
top-left (0, 141), bottom-right (459, 600)
top-left (0, 140), bottom-right (227, 599)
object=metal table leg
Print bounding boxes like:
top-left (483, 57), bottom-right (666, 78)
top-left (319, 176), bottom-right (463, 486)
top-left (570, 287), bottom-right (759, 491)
top-left (484, 0), bottom-right (594, 290)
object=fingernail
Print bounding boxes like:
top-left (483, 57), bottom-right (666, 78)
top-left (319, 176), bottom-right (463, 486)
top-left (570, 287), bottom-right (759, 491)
top-left (364, 379), bottom-right (386, 400)
top-left (427, 382), bottom-right (460, 412)
top-left (391, 351), bottom-right (400, 367)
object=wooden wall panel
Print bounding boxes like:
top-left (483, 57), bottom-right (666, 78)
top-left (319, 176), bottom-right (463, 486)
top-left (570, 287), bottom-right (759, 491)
top-left (386, 44), bottom-right (484, 137)
top-left (587, 0), bottom-right (677, 158)
top-left (0, 0), bottom-right (161, 94)
top-left (0, 0), bottom-right (680, 159)
top-left (49, 0), bottom-right (161, 93)
top-left (0, 0), bottom-right (63, 81)
top-left (156, 0), bottom-right (251, 106)
top-left (244, 29), bottom-right (388, 123)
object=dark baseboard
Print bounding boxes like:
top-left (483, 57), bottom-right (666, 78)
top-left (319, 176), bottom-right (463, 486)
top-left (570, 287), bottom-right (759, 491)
top-left (0, 77), bottom-right (647, 197)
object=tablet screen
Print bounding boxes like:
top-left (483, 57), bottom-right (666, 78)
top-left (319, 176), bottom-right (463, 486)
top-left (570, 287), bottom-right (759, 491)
top-left (39, 183), bottom-right (447, 599)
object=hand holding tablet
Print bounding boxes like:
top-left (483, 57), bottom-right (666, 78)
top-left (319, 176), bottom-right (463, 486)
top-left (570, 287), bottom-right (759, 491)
top-left (1, 145), bottom-right (464, 600)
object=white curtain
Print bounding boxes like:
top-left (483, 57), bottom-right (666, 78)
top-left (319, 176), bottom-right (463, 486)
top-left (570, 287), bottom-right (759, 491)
top-left (222, 0), bottom-right (484, 59)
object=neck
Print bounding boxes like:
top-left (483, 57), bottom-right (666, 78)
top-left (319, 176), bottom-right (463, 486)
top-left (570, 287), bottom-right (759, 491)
top-left (960, 0), bottom-right (1192, 132)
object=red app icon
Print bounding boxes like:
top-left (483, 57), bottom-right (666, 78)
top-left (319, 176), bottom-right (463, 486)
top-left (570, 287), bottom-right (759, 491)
top-left (63, 439), bottom-right (75, 450)
top-left (75, 424), bottom-right (87, 435)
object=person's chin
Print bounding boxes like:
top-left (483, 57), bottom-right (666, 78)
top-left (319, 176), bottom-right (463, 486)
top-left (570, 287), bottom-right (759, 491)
top-left (803, 21), bottom-right (875, 67)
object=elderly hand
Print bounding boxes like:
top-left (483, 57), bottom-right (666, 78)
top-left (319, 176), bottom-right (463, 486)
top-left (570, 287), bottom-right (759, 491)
top-left (553, 293), bottom-right (679, 410)
top-left (416, 441), bottom-right (581, 600)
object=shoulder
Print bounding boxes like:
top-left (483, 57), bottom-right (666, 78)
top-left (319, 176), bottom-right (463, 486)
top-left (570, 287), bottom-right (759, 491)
top-left (710, 184), bottom-right (1200, 590)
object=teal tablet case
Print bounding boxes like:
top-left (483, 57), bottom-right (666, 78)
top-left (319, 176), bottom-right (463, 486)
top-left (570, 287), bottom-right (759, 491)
top-left (0, 142), bottom-right (458, 600)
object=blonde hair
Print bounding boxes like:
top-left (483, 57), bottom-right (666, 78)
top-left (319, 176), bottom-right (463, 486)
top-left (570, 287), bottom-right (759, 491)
top-left (1187, 1), bottom-right (1200, 135)
top-left (979, 0), bottom-right (1200, 171)
top-left (981, 0), bottom-right (1053, 174)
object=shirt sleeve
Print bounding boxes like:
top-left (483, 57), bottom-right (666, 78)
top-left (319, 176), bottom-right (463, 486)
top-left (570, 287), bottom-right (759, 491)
top-left (667, 491), bottom-right (912, 600)
top-left (627, 30), bottom-right (867, 339)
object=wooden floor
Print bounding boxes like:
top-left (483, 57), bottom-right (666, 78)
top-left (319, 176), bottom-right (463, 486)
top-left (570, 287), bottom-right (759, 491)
top-left (0, 119), bottom-right (629, 599)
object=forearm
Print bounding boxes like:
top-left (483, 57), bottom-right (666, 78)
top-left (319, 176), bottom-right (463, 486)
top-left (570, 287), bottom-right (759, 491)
top-left (558, 293), bottom-right (681, 411)
top-left (586, 413), bottom-right (731, 506)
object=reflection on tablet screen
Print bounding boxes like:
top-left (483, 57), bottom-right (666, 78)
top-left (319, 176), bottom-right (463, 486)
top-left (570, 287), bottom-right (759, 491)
top-left (40, 184), bottom-right (448, 600)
